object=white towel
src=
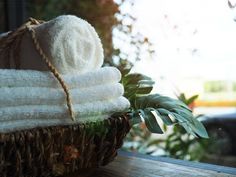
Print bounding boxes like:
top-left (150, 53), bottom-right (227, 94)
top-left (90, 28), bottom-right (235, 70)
top-left (0, 83), bottom-right (124, 107)
top-left (18, 15), bottom-right (104, 74)
top-left (0, 96), bottom-right (130, 122)
top-left (0, 114), bottom-right (110, 133)
top-left (0, 15), bottom-right (131, 133)
top-left (0, 66), bottom-right (121, 88)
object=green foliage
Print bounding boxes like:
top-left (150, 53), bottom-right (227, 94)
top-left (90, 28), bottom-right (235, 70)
top-left (86, 119), bottom-right (109, 137)
top-left (163, 124), bottom-right (205, 160)
top-left (177, 93), bottom-right (198, 106)
top-left (123, 89), bottom-right (208, 160)
top-left (121, 72), bottom-right (155, 103)
top-left (122, 72), bottom-right (208, 138)
top-left (162, 92), bottom-right (207, 160)
top-left (122, 124), bottom-right (161, 154)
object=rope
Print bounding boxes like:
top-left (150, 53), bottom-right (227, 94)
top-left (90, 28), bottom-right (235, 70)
top-left (0, 18), bottom-right (75, 121)
top-left (26, 25), bottom-right (75, 121)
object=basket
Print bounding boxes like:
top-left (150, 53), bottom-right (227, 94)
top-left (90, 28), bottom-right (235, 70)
top-left (0, 18), bottom-right (131, 177)
top-left (0, 115), bottom-right (130, 177)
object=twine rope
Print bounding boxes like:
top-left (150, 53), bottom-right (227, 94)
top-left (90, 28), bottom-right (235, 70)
top-left (26, 20), bottom-right (75, 121)
top-left (0, 18), bottom-right (75, 121)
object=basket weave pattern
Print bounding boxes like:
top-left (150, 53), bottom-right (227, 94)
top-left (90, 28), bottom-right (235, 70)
top-left (0, 115), bottom-right (130, 177)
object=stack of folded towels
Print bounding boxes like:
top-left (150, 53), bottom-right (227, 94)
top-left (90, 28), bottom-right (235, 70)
top-left (0, 15), bottom-right (130, 133)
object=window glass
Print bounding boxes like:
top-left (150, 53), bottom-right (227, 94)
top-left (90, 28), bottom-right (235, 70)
top-left (120, 0), bottom-right (236, 168)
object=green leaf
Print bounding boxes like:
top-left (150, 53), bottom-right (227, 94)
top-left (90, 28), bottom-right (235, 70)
top-left (124, 73), bottom-right (153, 85)
top-left (122, 72), bottom-right (155, 100)
top-left (177, 93), bottom-right (198, 106)
top-left (128, 111), bottom-right (143, 125)
top-left (191, 119), bottom-right (209, 138)
top-left (172, 112), bottom-right (188, 123)
top-left (180, 122), bottom-right (197, 137)
top-left (134, 96), bottom-right (149, 108)
top-left (155, 108), bottom-right (175, 125)
top-left (139, 109), bottom-right (164, 134)
top-left (147, 108), bottom-right (174, 124)
top-left (136, 86), bottom-right (153, 95)
top-left (128, 94), bottom-right (208, 138)
top-left (121, 68), bottom-right (132, 76)
top-left (138, 80), bottom-right (155, 86)
top-left (186, 95), bottom-right (198, 105)
top-left (178, 93), bottom-right (187, 102)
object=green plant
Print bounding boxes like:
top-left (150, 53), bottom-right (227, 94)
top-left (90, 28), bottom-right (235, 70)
top-left (162, 94), bottom-right (207, 160)
top-left (122, 71), bottom-right (209, 160)
top-left (121, 71), bottom-right (208, 138)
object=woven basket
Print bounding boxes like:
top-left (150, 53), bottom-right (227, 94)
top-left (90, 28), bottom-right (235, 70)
top-left (0, 115), bottom-right (130, 177)
top-left (0, 18), bottom-right (131, 176)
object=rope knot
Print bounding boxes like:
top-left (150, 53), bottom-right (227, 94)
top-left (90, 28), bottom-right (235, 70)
top-left (0, 18), bottom-right (75, 121)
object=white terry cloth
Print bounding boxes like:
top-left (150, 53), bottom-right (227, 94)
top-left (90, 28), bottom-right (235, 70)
top-left (19, 15), bottom-right (104, 74)
top-left (0, 67), bottom-right (121, 88)
top-left (0, 83), bottom-right (124, 107)
top-left (0, 96), bottom-right (130, 122)
top-left (0, 114), bottom-right (110, 133)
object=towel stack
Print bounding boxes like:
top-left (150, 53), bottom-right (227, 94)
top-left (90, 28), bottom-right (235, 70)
top-left (0, 67), bottom-right (130, 132)
top-left (0, 15), bottom-right (130, 133)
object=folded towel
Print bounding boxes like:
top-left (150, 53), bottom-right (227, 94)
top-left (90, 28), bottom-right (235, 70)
top-left (18, 15), bottom-right (104, 74)
top-left (0, 96), bottom-right (130, 121)
top-left (0, 83), bottom-right (124, 107)
top-left (0, 114), bottom-right (110, 133)
top-left (0, 66), bottom-right (121, 88)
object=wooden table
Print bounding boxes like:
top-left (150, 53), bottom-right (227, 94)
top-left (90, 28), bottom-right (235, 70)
top-left (67, 151), bottom-right (236, 177)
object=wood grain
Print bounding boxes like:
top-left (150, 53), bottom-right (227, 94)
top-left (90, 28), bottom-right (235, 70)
top-left (66, 155), bottom-right (236, 177)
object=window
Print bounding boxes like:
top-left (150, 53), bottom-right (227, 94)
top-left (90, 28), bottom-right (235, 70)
top-left (0, 1), bottom-right (6, 32)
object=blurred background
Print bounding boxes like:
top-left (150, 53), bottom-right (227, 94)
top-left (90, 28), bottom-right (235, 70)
top-left (1, 0), bottom-right (236, 167)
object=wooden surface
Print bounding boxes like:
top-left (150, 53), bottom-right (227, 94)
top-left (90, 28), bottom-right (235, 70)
top-left (67, 152), bottom-right (236, 177)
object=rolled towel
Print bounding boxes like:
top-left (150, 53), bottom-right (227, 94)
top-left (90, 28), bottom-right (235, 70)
top-left (18, 15), bottom-right (104, 74)
top-left (0, 114), bottom-right (110, 133)
top-left (0, 83), bottom-right (124, 107)
top-left (0, 96), bottom-right (130, 121)
top-left (0, 66), bottom-right (121, 88)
